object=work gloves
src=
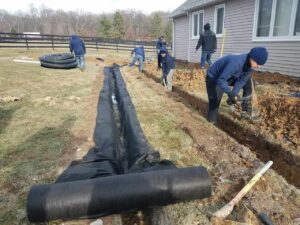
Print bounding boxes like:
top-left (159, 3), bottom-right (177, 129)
top-left (226, 92), bottom-right (241, 105)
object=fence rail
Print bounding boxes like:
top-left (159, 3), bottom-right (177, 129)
top-left (0, 32), bottom-right (172, 53)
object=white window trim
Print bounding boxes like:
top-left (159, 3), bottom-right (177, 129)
top-left (214, 3), bottom-right (225, 38)
top-left (252, 0), bottom-right (300, 42)
top-left (191, 10), bottom-right (204, 39)
top-left (172, 19), bottom-right (175, 57)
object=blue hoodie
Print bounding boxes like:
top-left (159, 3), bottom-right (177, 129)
top-left (156, 38), bottom-right (167, 50)
top-left (69, 35), bottom-right (86, 56)
top-left (131, 47), bottom-right (145, 60)
top-left (207, 54), bottom-right (252, 96)
top-left (161, 53), bottom-right (175, 76)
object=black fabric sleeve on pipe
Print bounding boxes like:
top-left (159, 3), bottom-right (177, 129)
top-left (55, 69), bottom-right (122, 182)
top-left (112, 67), bottom-right (162, 169)
top-left (27, 166), bottom-right (211, 222)
top-left (26, 65), bottom-right (212, 223)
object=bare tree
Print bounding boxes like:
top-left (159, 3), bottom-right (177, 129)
top-left (0, 6), bottom-right (171, 41)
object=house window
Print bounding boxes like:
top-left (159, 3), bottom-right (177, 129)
top-left (192, 10), bottom-right (204, 38)
top-left (255, 0), bottom-right (300, 40)
top-left (215, 4), bottom-right (225, 36)
top-left (257, 0), bottom-right (272, 36)
top-left (274, 0), bottom-right (293, 36)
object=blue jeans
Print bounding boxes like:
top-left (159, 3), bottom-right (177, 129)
top-left (75, 55), bottom-right (85, 70)
top-left (206, 76), bottom-right (252, 123)
top-left (201, 51), bottom-right (212, 69)
top-left (129, 55), bottom-right (144, 72)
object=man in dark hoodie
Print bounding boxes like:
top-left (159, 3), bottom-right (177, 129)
top-left (129, 45), bottom-right (145, 72)
top-left (160, 49), bottom-right (175, 91)
top-left (195, 23), bottom-right (217, 69)
top-left (69, 35), bottom-right (86, 71)
top-left (156, 36), bottom-right (167, 55)
top-left (205, 47), bottom-right (268, 123)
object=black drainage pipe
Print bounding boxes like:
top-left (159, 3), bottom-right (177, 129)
top-left (27, 167), bottom-right (210, 222)
top-left (55, 68), bottom-right (123, 183)
top-left (26, 65), bottom-right (211, 223)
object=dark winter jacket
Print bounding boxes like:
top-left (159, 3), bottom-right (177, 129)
top-left (158, 46), bottom-right (168, 68)
top-left (69, 35), bottom-right (86, 56)
top-left (207, 54), bottom-right (252, 96)
top-left (156, 38), bottom-right (167, 50)
top-left (195, 30), bottom-right (217, 53)
top-left (161, 53), bottom-right (175, 76)
top-left (131, 47), bottom-right (145, 61)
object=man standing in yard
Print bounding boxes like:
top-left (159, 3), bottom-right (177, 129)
top-left (205, 47), bottom-right (268, 124)
top-left (156, 35), bottom-right (167, 56)
top-left (195, 23), bottom-right (217, 69)
top-left (129, 45), bottom-right (145, 72)
top-left (160, 49), bottom-right (175, 91)
top-left (69, 35), bottom-right (86, 71)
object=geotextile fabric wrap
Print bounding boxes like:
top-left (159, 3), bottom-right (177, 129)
top-left (56, 68), bottom-right (122, 183)
top-left (26, 65), bottom-right (211, 223)
top-left (27, 167), bottom-right (211, 222)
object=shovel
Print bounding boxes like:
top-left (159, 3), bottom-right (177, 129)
top-left (213, 161), bottom-right (273, 219)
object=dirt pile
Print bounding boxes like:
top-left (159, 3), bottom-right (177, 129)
top-left (146, 64), bottom-right (206, 93)
top-left (173, 69), bottom-right (206, 93)
top-left (259, 94), bottom-right (300, 147)
top-left (253, 71), bottom-right (300, 85)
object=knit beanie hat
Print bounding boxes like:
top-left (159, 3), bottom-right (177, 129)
top-left (204, 23), bottom-right (210, 31)
top-left (249, 47), bottom-right (268, 65)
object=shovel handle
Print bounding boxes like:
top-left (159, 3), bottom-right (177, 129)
top-left (228, 161), bottom-right (273, 207)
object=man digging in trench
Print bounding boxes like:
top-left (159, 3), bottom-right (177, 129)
top-left (205, 47), bottom-right (268, 124)
top-left (159, 49), bottom-right (175, 92)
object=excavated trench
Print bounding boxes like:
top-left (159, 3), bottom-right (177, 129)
top-left (144, 70), bottom-right (300, 189)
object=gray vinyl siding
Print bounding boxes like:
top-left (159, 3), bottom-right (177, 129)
top-left (174, 15), bottom-right (189, 60)
top-left (173, 0), bottom-right (300, 77)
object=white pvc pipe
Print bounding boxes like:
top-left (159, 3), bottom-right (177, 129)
top-left (13, 59), bottom-right (40, 64)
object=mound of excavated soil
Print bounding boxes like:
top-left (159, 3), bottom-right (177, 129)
top-left (146, 66), bottom-right (206, 93)
top-left (259, 94), bottom-right (300, 148)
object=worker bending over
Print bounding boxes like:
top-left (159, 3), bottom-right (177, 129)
top-left (160, 49), bottom-right (175, 92)
top-left (129, 45), bottom-right (145, 72)
top-left (205, 47), bottom-right (268, 123)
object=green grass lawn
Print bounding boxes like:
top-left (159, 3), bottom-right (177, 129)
top-left (0, 48), bottom-right (103, 224)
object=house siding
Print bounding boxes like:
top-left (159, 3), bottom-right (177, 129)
top-left (174, 0), bottom-right (300, 77)
top-left (173, 15), bottom-right (189, 60)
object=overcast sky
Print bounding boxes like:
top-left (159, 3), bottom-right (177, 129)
top-left (1, 0), bottom-right (184, 14)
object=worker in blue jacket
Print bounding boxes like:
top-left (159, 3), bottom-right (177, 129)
top-left (157, 46), bottom-right (168, 69)
top-left (129, 46), bottom-right (145, 72)
top-left (156, 36), bottom-right (167, 55)
top-left (69, 35), bottom-right (86, 71)
top-left (160, 49), bottom-right (175, 91)
top-left (206, 47), bottom-right (268, 123)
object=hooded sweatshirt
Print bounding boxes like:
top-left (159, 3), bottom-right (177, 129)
top-left (69, 35), bottom-right (86, 56)
top-left (195, 30), bottom-right (217, 52)
top-left (207, 54), bottom-right (252, 96)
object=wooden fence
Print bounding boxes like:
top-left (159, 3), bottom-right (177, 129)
top-left (0, 32), bottom-right (172, 53)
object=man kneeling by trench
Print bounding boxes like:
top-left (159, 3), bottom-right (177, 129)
top-left (205, 47), bottom-right (268, 124)
top-left (160, 49), bottom-right (175, 91)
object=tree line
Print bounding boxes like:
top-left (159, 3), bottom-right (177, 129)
top-left (0, 5), bottom-right (172, 42)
